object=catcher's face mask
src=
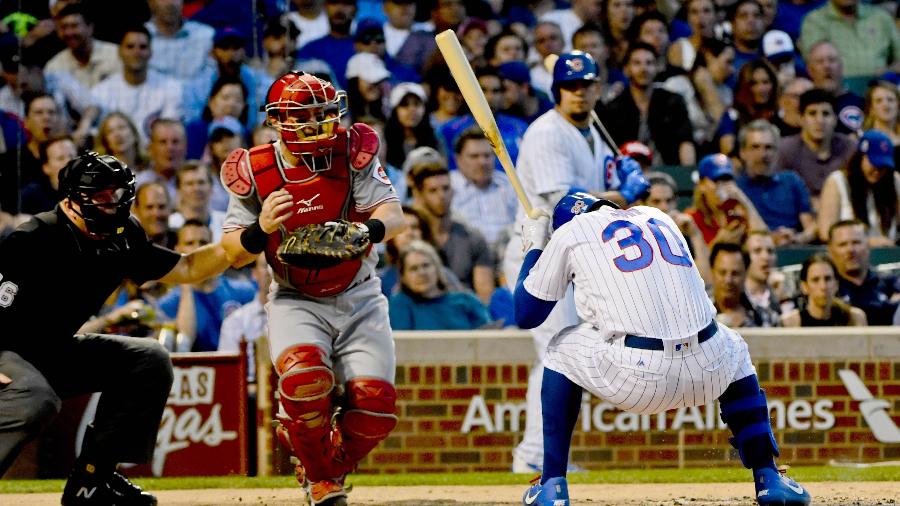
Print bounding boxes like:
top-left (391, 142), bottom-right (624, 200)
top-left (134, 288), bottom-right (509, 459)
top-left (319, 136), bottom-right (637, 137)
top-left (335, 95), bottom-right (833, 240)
top-left (265, 73), bottom-right (347, 171)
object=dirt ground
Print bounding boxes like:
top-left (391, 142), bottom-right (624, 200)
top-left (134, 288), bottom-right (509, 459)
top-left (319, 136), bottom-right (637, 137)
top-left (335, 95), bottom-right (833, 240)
top-left (2, 482), bottom-right (897, 505)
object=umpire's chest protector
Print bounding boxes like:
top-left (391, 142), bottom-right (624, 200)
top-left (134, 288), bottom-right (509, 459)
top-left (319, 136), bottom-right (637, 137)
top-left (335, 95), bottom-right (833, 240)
top-left (248, 127), bottom-right (373, 297)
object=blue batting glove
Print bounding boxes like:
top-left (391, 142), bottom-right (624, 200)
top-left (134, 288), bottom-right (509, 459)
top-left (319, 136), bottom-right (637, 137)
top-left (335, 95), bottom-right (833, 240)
top-left (615, 155), bottom-right (642, 182)
top-left (620, 169), bottom-right (650, 204)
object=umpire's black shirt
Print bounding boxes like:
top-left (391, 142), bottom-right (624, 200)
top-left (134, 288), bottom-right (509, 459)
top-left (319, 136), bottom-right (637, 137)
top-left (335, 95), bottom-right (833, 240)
top-left (0, 206), bottom-right (180, 367)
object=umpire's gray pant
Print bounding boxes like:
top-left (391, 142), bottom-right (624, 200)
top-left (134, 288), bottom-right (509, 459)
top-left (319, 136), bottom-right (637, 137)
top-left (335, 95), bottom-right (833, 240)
top-left (0, 334), bottom-right (174, 477)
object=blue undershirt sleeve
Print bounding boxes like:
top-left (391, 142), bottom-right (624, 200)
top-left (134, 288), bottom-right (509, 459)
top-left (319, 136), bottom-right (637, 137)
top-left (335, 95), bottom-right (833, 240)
top-left (514, 249), bottom-right (558, 329)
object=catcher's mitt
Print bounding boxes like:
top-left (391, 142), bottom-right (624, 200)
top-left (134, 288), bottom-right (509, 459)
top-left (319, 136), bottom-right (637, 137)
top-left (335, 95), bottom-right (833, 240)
top-left (277, 220), bottom-right (371, 269)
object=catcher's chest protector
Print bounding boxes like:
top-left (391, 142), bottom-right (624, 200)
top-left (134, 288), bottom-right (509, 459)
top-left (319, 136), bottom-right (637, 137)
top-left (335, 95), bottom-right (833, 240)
top-left (248, 137), bottom-right (369, 297)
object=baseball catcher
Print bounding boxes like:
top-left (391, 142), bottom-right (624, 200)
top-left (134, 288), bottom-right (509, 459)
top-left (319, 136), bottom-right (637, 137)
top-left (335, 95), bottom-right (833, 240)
top-left (220, 70), bottom-right (404, 506)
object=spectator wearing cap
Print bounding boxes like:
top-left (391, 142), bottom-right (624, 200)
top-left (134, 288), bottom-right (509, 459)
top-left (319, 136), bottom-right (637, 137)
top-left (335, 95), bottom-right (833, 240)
top-left (498, 61), bottom-right (553, 123)
top-left (735, 119), bottom-right (817, 245)
top-left (345, 52), bottom-right (391, 122)
top-left (385, 82), bottom-right (440, 174)
top-left (686, 153), bottom-right (769, 245)
top-left (600, 42), bottom-right (696, 166)
top-left (397, 146), bottom-right (445, 203)
top-left (449, 127), bottom-right (518, 250)
top-left (145, 0), bottom-right (215, 80)
top-left (295, 0), bottom-right (358, 89)
top-left (773, 76), bottom-right (813, 137)
top-left (761, 30), bottom-right (801, 87)
top-left (804, 40), bottom-right (863, 135)
top-left (541, 0), bottom-right (603, 52)
top-left (776, 88), bottom-right (855, 198)
top-left (182, 26), bottom-right (268, 131)
top-left (45, 3), bottom-right (121, 88)
top-left (185, 76), bottom-right (248, 159)
top-left (383, 0), bottom-right (436, 74)
top-left (439, 66), bottom-right (528, 171)
top-left (728, 0), bottom-right (766, 74)
top-left (285, 0), bottom-right (330, 51)
top-left (92, 26), bottom-right (183, 144)
top-left (621, 141), bottom-right (653, 170)
top-left (353, 17), bottom-right (420, 82)
top-left (205, 122), bottom-right (245, 211)
top-left (818, 130), bottom-right (900, 245)
top-left (800, 0), bottom-right (900, 82)
top-left (528, 21), bottom-right (565, 94)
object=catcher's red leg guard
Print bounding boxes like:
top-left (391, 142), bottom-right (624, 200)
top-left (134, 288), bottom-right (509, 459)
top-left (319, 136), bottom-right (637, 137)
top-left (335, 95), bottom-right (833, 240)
top-left (274, 345), bottom-right (343, 482)
top-left (337, 377), bottom-right (398, 474)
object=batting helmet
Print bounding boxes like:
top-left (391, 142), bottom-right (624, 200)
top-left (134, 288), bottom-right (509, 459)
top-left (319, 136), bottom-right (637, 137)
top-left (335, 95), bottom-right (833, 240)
top-left (58, 152), bottom-right (135, 238)
top-left (552, 191), bottom-right (620, 230)
top-left (551, 51), bottom-right (599, 103)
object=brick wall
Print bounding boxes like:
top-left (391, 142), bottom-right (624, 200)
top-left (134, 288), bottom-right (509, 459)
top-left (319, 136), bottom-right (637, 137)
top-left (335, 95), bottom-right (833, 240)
top-left (343, 359), bottom-right (900, 473)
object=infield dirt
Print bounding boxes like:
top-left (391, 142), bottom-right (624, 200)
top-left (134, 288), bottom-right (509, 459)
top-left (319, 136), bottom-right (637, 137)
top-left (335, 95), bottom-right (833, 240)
top-left (2, 481), bottom-right (896, 505)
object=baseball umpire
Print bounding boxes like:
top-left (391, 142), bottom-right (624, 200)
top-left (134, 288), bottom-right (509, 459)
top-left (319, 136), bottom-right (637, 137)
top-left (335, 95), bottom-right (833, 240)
top-left (515, 192), bottom-right (810, 506)
top-left (0, 152), bottom-right (235, 505)
top-left (220, 70), bottom-right (404, 506)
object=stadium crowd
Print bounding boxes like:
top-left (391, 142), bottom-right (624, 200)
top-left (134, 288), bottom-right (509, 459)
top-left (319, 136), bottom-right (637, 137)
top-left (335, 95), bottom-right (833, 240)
top-left (0, 0), bottom-right (898, 367)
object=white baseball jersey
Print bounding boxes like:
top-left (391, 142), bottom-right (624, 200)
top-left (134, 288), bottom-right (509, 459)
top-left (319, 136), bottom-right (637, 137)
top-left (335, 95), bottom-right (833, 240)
top-left (525, 205), bottom-right (755, 415)
top-left (514, 108), bottom-right (619, 224)
top-left (525, 205), bottom-right (714, 338)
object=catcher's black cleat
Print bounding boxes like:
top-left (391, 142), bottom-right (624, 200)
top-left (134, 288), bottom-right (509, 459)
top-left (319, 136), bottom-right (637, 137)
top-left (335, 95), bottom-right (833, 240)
top-left (61, 469), bottom-right (157, 506)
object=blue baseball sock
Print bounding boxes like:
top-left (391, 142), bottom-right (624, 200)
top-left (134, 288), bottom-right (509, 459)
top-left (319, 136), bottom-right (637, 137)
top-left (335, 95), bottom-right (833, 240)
top-left (540, 367), bottom-right (582, 484)
top-left (719, 375), bottom-right (778, 472)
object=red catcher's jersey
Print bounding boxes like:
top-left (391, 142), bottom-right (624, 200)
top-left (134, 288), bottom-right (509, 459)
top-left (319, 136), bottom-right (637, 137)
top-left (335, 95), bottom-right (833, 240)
top-left (248, 127), bottom-right (372, 297)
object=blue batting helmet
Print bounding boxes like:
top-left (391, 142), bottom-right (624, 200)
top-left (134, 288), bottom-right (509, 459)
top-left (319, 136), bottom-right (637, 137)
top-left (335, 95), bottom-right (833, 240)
top-left (553, 191), bottom-right (621, 230)
top-left (551, 51), bottom-right (599, 103)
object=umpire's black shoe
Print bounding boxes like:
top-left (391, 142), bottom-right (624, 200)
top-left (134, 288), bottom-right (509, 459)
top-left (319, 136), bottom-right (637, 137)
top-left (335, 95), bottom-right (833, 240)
top-left (61, 469), bottom-right (157, 506)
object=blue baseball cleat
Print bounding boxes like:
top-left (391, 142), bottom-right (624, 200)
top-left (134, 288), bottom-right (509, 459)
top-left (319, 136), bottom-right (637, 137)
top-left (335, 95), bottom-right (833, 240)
top-left (522, 476), bottom-right (569, 506)
top-left (754, 467), bottom-right (811, 505)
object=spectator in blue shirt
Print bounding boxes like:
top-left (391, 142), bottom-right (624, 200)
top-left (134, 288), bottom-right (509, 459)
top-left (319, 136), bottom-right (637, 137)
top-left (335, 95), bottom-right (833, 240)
top-left (295, 0), bottom-right (357, 89)
top-left (736, 119), bottom-right (817, 245)
top-left (389, 240), bottom-right (490, 330)
top-left (439, 66), bottom-right (528, 171)
top-left (728, 0), bottom-right (766, 75)
top-left (159, 219), bottom-right (256, 351)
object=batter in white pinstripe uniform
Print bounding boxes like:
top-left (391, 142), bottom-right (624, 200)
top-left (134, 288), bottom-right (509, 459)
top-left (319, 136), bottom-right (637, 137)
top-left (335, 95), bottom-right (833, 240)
top-left (503, 51), bottom-right (650, 473)
top-left (516, 193), bottom-right (811, 506)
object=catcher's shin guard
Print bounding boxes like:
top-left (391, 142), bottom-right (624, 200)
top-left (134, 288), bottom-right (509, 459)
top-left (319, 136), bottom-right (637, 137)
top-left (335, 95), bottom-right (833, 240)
top-left (274, 345), bottom-right (343, 482)
top-left (719, 375), bottom-right (779, 469)
top-left (338, 377), bottom-right (398, 473)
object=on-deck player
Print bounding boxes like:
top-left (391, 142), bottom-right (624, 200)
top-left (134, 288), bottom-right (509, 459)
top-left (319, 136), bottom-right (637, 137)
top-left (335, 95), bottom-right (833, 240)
top-left (503, 50), bottom-right (650, 473)
top-left (220, 71), bottom-right (404, 506)
top-left (515, 192), bottom-right (811, 506)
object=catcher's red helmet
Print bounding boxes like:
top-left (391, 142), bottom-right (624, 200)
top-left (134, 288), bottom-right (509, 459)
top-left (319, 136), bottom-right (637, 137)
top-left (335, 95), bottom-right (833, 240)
top-left (264, 71), bottom-right (348, 169)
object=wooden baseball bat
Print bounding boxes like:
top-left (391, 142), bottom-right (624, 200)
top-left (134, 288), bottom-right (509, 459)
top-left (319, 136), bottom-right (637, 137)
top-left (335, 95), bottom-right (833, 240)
top-left (435, 29), bottom-right (544, 219)
top-left (544, 53), bottom-right (623, 157)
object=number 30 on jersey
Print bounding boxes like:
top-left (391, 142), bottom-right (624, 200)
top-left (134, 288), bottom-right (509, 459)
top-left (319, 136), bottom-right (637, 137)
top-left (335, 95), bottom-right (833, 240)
top-left (601, 218), bottom-right (692, 272)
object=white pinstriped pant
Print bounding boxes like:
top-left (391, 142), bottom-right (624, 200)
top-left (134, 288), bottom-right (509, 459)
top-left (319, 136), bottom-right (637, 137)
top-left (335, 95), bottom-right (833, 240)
top-left (545, 322), bottom-right (757, 415)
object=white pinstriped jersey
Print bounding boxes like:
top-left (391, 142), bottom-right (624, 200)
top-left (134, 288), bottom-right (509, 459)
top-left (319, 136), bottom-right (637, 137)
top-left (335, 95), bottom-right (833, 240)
top-left (525, 205), bottom-right (716, 340)
top-left (514, 109), bottom-right (619, 224)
